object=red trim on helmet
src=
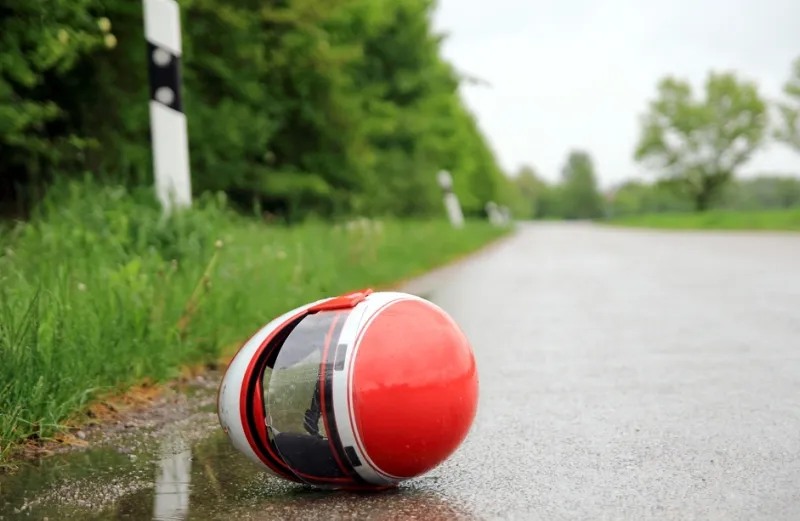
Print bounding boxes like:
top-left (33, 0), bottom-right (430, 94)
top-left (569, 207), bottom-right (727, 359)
top-left (309, 289), bottom-right (373, 312)
top-left (253, 378), bottom-right (269, 448)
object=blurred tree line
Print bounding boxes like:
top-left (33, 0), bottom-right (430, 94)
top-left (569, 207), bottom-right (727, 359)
top-left (509, 151), bottom-right (605, 220)
top-left (606, 175), bottom-right (800, 217)
top-left (0, 0), bottom-right (524, 220)
top-left (510, 164), bottom-right (800, 220)
top-left (509, 53), bottom-right (800, 220)
top-left (510, 161), bottom-right (800, 221)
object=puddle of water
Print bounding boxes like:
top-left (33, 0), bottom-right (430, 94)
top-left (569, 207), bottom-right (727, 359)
top-left (0, 385), bottom-right (475, 521)
top-left (1, 429), bottom-right (475, 520)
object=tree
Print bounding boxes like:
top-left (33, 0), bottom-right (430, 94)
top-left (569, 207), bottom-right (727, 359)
top-left (0, 1), bottom-right (111, 213)
top-left (0, 0), bottom-right (510, 220)
top-left (513, 165), bottom-right (542, 199)
top-left (559, 150), bottom-right (603, 219)
top-left (633, 71), bottom-right (768, 211)
top-left (607, 179), bottom-right (693, 217)
top-left (776, 56), bottom-right (800, 152)
top-left (511, 165), bottom-right (546, 218)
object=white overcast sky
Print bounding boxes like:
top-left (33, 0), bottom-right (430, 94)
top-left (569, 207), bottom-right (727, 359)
top-left (431, 0), bottom-right (800, 188)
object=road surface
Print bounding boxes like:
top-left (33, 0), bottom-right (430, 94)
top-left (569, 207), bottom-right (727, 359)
top-left (3, 222), bottom-right (800, 520)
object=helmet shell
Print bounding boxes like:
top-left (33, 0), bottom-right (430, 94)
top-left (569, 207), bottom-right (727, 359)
top-left (217, 289), bottom-right (479, 488)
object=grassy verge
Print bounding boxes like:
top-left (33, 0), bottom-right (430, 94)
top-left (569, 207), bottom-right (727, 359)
top-left (0, 181), bottom-right (510, 463)
top-left (605, 208), bottom-right (800, 231)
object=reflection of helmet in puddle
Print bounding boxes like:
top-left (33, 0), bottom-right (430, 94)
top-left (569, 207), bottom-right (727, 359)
top-left (217, 289), bottom-right (479, 489)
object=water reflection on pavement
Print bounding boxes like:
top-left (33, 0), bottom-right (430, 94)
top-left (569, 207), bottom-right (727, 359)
top-left (2, 223), bottom-right (800, 520)
top-left (1, 425), bottom-right (477, 520)
top-left (152, 435), bottom-right (191, 521)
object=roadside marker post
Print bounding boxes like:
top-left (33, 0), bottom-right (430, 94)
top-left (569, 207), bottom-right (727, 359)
top-left (143, 0), bottom-right (192, 213)
top-left (437, 170), bottom-right (465, 229)
top-left (485, 201), bottom-right (502, 226)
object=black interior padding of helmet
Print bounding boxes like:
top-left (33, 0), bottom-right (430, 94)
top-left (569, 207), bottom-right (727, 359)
top-left (271, 431), bottom-right (348, 478)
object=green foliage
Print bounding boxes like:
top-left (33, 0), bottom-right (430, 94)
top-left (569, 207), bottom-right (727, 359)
top-left (606, 179), bottom-right (693, 217)
top-left (606, 175), bottom-right (800, 218)
top-left (558, 150), bottom-right (604, 219)
top-left (0, 2), bottom-right (114, 206)
top-left (607, 208), bottom-right (800, 231)
top-left (0, 0), bottom-right (519, 219)
top-left (776, 56), bottom-right (800, 152)
top-left (0, 180), bottom-right (508, 460)
top-left (634, 71), bottom-right (769, 211)
top-left (509, 165), bottom-right (546, 219)
top-left (717, 175), bottom-right (800, 210)
top-left (511, 151), bottom-right (606, 221)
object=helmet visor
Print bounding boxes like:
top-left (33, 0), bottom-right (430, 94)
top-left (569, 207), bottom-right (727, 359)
top-left (263, 308), bottom-right (354, 486)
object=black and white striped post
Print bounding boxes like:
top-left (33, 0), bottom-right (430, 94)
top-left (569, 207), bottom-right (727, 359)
top-left (143, 0), bottom-right (192, 213)
top-left (437, 170), bottom-right (465, 229)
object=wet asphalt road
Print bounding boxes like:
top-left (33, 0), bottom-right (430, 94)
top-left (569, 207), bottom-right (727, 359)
top-left (423, 222), bottom-right (800, 520)
top-left (3, 222), bottom-right (800, 520)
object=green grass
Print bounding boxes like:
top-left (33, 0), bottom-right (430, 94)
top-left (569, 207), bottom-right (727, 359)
top-left (605, 208), bottom-right (800, 231)
top-left (0, 180), bottom-right (510, 462)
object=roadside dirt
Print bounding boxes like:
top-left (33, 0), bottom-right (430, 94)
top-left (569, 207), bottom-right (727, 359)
top-left (5, 368), bottom-right (223, 471)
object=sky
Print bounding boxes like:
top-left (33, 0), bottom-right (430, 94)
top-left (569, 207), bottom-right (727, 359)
top-left (431, 0), bottom-right (800, 188)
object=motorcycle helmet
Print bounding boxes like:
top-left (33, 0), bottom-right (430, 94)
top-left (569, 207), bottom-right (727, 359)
top-left (217, 289), bottom-right (479, 489)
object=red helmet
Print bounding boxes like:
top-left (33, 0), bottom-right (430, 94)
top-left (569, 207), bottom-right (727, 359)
top-left (217, 289), bottom-right (479, 490)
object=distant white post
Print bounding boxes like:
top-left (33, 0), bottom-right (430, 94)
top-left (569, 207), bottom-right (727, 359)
top-left (437, 170), bottom-right (464, 228)
top-left (143, 0), bottom-right (192, 213)
top-left (485, 201), bottom-right (502, 226)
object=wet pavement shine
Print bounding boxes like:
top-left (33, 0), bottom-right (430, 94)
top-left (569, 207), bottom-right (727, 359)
top-left (3, 222), bottom-right (800, 520)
